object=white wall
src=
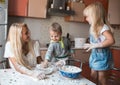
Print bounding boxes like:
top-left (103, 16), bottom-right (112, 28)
top-left (8, 16), bottom-right (90, 46)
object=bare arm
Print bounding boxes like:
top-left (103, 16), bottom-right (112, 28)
top-left (9, 57), bottom-right (46, 79)
top-left (9, 57), bottom-right (33, 76)
top-left (101, 30), bottom-right (115, 47)
top-left (84, 30), bottom-right (115, 52)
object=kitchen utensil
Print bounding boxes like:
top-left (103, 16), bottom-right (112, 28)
top-left (74, 38), bottom-right (86, 48)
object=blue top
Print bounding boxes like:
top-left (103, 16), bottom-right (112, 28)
top-left (89, 24), bottom-right (114, 71)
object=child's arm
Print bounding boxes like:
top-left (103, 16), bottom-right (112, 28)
top-left (84, 30), bottom-right (115, 52)
top-left (100, 30), bottom-right (115, 47)
top-left (41, 59), bottom-right (49, 68)
top-left (42, 43), bottom-right (54, 67)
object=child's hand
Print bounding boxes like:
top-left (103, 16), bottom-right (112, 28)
top-left (83, 43), bottom-right (103, 52)
top-left (55, 60), bottom-right (66, 68)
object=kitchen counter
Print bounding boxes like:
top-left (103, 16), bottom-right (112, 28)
top-left (40, 47), bottom-right (85, 51)
top-left (110, 46), bottom-right (120, 50)
top-left (0, 69), bottom-right (96, 85)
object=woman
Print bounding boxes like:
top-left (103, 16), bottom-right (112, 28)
top-left (4, 23), bottom-right (45, 80)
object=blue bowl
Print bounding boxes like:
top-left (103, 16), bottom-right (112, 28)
top-left (59, 65), bottom-right (82, 79)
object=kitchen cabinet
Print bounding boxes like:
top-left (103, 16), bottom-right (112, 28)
top-left (107, 69), bottom-right (120, 85)
top-left (106, 49), bottom-right (120, 85)
top-left (64, 1), bottom-right (85, 22)
top-left (8, 0), bottom-right (48, 18)
top-left (84, 0), bottom-right (108, 13)
top-left (8, 0), bottom-right (28, 16)
top-left (82, 62), bottom-right (97, 84)
top-left (108, 0), bottom-right (120, 25)
top-left (73, 49), bottom-right (90, 63)
top-left (65, 0), bottom-right (108, 22)
top-left (111, 49), bottom-right (120, 68)
top-left (28, 0), bottom-right (48, 18)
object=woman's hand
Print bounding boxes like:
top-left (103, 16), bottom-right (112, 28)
top-left (32, 71), bottom-right (46, 80)
top-left (37, 73), bottom-right (46, 80)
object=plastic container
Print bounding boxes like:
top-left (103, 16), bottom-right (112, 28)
top-left (74, 38), bottom-right (86, 48)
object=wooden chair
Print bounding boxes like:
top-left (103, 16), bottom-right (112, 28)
top-left (0, 60), bottom-right (7, 69)
top-left (0, 59), bottom-right (10, 69)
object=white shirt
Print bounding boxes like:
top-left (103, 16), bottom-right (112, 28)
top-left (99, 24), bottom-right (110, 42)
top-left (4, 40), bottom-right (41, 69)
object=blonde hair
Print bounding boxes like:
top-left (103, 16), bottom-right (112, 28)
top-left (83, 2), bottom-right (113, 39)
top-left (49, 22), bottom-right (62, 34)
top-left (7, 23), bottom-right (35, 69)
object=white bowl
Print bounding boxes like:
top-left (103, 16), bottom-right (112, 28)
top-left (43, 67), bottom-right (53, 75)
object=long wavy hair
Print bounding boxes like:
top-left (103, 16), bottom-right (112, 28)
top-left (83, 2), bottom-right (113, 39)
top-left (7, 23), bottom-right (35, 69)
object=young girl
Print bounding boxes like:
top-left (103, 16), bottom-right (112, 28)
top-left (42, 22), bottom-right (74, 68)
top-left (83, 2), bottom-right (115, 85)
top-left (4, 23), bottom-right (45, 80)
